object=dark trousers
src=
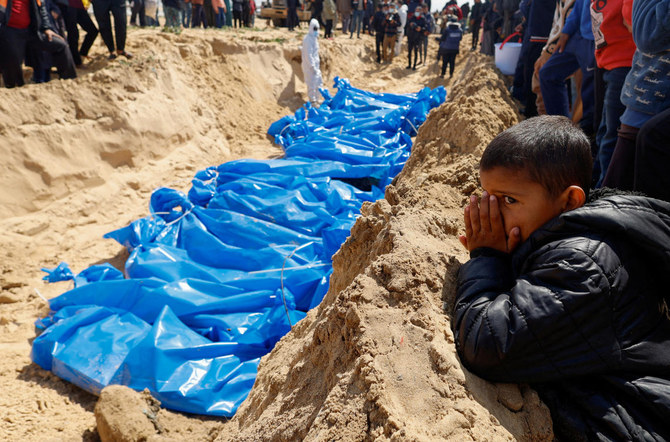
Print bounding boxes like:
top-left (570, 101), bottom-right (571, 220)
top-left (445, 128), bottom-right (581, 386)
top-left (634, 107), bottom-right (670, 202)
top-left (204, 0), bottom-right (216, 27)
top-left (408, 41), bottom-right (420, 68)
top-left (521, 41), bottom-right (544, 117)
top-left (0, 26), bottom-right (77, 88)
top-left (602, 124), bottom-right (639, 191)
top-left (539, 34), bottom-right (595, 133)
top-left (440, 50), bottom-right (457, 76)
top-left (92, 0), bottom-right (127, 53)
top-left (324, 19), bottom-right (333, 38)
top-left (232, 9), bottom-right (241, 27)
top-left (65, 6), bottom-right (99, 66)
top-left (130, 0), bottom-right (146, 26)
top-left (471, 20), bottom-right (480, 49)
top-left (375, 32), bottom-right (384, 61)
top-left (594, 66), bottom-right (629, 186)
top-left (287, 2), bottom-right (298, 30)
top-left (192, 4), bottom-right (207, 27)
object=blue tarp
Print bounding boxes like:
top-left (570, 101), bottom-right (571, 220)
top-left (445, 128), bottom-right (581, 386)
top-left (32, 77), bottom-right (446, 416)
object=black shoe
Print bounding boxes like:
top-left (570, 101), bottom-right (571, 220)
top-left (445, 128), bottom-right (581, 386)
top-left (108, 52), bottom-right (117, 60)
top-left (412, 66), bottom-right (416, 70)
top-left (406, 65), bottom-right (412, 69)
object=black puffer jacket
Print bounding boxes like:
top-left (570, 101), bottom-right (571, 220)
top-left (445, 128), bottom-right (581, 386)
top-left (453, 195), bottom-right (670, 441)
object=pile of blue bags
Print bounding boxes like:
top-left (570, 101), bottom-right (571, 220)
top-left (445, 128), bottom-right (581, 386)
top-left (32, 78), bottom-right (446, 417)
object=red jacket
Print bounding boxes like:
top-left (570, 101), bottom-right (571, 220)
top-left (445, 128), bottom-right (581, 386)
top-left (590, 0), bottom-right (636, 70)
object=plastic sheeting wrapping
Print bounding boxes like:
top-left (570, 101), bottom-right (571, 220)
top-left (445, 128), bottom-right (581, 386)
top-left (32, 77), bottom-right (446, 416)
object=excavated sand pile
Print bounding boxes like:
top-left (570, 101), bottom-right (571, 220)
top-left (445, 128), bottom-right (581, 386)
top-left (1, 26), bottom-right (555, 441)
top-left (207, 53), bottom-right (554, 442)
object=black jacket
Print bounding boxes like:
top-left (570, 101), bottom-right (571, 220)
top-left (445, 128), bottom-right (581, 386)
top-left (0, 0), bottom-right (54, 32)
top-left (453, 195), bottom-right (670, 441)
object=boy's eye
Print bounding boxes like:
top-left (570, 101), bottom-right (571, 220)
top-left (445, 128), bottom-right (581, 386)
top-left (503, 196), bottom-right (517, 204)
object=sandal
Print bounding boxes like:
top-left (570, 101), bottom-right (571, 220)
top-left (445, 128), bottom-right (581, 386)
top-left (117, 50), bottom-right (133, 59)
top-left (108, 52), bottom-right (117, 60)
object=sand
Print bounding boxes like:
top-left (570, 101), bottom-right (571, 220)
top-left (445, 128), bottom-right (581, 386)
top-left (0, 25), bottom-right (554, 441)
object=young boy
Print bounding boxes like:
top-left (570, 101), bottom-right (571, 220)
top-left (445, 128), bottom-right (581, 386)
top-left (453, 115), bottom-right (670, 440)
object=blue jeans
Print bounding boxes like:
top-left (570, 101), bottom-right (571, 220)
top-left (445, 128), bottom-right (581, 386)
top-left (595, 66), bottom-right (630, 186)
top-left (540, 34), bottom-right (596, 132)
top-left (350, 9), bottom-right (364, 37)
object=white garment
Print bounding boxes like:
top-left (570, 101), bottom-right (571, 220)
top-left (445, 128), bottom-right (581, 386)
top-left (395, 4), bottom-right (408, 56)
top-left (301, 19), bottom-right (323, 105)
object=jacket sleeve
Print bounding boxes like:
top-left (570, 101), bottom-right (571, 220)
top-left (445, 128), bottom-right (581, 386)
top-left (561, 0), bottom-right (581, 36)
top-left (631, 0), bottom-right (670, 53)
top-left (452, 244), bottom-right (620, 384)
top-left (37, 0), bottom-right (55, 32)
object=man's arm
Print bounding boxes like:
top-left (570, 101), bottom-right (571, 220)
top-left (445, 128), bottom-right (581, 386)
top-left (452, 244), bottom-right (620, 384)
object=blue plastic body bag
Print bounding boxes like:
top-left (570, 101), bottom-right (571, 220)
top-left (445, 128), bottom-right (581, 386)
top-left (32, 78), bottom-right (446, 416)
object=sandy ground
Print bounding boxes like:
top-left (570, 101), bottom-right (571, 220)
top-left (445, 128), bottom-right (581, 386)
top-left (0, 23), bottom-right (553, 441)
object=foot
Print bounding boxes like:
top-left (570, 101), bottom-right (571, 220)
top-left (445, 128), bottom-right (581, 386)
top-left (440, 74), bottom-right (444, 78)
top-left (117, 50), bottom-right (133, 59)
top-left (412, 66), bottom-right (416, 70)
top-left (108, 52), bottom-right (117, 60)
top-left (406, 65), bottom-right (412, 69)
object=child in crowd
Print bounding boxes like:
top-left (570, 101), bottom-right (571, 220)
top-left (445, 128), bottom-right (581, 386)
top-left (437, 14), bottom-right (461, 78)
top-left (453, 115), bottom-right (670, 440)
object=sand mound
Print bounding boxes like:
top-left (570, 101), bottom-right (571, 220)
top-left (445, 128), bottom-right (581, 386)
top-left (203, 52), bottom-right (553, 441)
top-left (1, 27), bottom-right (554, 441)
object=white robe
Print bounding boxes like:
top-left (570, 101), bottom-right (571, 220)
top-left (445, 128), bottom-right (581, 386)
top-left (301, 22), bottom-right (324, 105)
top-left (395, 4), bottom-right (408, 56)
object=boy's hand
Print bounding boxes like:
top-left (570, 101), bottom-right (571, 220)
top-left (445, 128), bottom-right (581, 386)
top-left (459, 192), bottom-right (521, 253)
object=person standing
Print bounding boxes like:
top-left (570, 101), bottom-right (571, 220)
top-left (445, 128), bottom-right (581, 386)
top-left (419, 3), bottom-right (433, 65)
top-left (336, 0), bottom-right (351, 33)
top-left (191, 0), bottom-right (206, 26)
top-left (204, 0), bottom-right (216, 27)
top-left (302, 19), bottom-right (323, 105)
top-left (393, 1), bottom-right (405, 55)
top-left (383, 3), bottom-right (399, 62)
top-left (231, 0), bottom-right (242, 27)
top-left (322, 0), bottom-right (335, 38)
top-left (371, 2), bottom-right (385, 61)
top-left (0, 0), bottom-right (77, 87)
top-left (163, 0), bottom-right (181, 29)
top-left (438, 14), bottom-right (462, 77)
top-left (539, 0), bottom-right (595, 135)
top-left (286, 0), bottom-right (298, 30)
top-left (406, 5), bottom-right (425, 70)
top-left (469, 0), bottom-right (483, 50)
top-left (311, 0), bottom-right (323, 24)
top-left (63, 0), bottom-right (98, 66)
top-left (129, 0), bottom-right (145, 25)
top-left (589, 0), bottom-right (635, 186)
top-left (91, 0), bottom-right (131, 59)
top-left (349, 0), bottom-right (364, 38)
top-left (181, 0), bottom-right (191, 27)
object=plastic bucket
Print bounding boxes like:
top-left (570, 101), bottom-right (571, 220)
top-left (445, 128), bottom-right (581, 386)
top-left (494, 33), bottom-right (523, 76)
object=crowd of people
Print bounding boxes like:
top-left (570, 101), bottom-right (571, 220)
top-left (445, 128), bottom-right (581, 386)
top-left (458, 0), bottom-right (669, 201)
top-left (2, 0), bottom-right (668, 203)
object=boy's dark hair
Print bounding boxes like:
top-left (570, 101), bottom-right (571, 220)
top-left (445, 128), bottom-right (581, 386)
top-left (480, 115), bottom-right (592, 198)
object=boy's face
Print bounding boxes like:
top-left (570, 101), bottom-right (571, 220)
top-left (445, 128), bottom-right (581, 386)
top-left (479, 166), bottom-right (565, 243)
